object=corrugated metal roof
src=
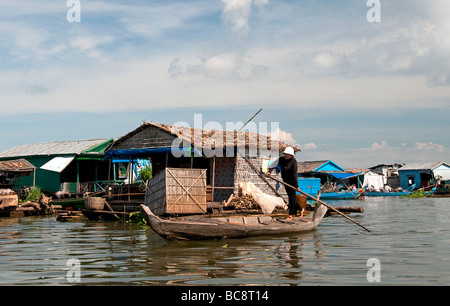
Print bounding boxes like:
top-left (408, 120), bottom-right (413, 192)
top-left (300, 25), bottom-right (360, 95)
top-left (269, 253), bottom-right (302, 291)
top-left (399, 162), bottom-right (444, 171)
top-left (0, 139), bottom-right (110, 158)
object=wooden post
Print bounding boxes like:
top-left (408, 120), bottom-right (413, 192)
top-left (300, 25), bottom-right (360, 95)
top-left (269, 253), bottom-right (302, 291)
top-left (211, 155), bottom-right (216, 204)
top-left (32, 165), bottom-right (36, 188)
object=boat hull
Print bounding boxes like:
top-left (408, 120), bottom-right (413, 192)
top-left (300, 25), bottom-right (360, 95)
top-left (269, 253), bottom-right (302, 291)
top-left (140, 204), bottom-right (328, 240)
top-left (365, 192), bottom-right (410, 197)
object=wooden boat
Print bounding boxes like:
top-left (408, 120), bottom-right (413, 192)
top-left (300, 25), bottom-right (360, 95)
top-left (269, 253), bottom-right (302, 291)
top-left (140, 203), bottom-right (328, 240)
top-left (319, 187), bottom-right (365, 200)
top-left (52, 197), bottom-right (85, 210)
top-left (365, 184), bottom-right (415, 197)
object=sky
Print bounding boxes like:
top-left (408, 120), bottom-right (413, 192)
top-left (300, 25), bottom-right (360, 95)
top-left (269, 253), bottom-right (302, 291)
top-left (0, 0), bottom-right (449, 168)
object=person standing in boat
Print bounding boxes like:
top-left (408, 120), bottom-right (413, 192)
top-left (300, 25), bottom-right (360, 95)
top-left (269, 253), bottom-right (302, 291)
top-left (266, 147), bottom-right (303, 221)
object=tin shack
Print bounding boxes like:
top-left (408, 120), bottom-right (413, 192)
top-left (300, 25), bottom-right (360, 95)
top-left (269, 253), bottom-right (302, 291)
top-left (0, 139), bottom-right (114, 195)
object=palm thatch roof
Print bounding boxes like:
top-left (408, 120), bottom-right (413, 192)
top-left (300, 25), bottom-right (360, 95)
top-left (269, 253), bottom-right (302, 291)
top-left (111, 121), bottom-right (300, 153)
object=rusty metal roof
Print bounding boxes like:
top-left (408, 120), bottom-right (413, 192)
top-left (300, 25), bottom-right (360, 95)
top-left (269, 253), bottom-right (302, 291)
top-left (0, 159), bottom-right (35, 173)
top-left (0, 139), bottom-right (111, 158)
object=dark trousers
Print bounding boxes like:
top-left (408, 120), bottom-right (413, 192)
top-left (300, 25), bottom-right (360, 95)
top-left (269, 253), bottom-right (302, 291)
top-left (285, 185), bottom-right (301, 216)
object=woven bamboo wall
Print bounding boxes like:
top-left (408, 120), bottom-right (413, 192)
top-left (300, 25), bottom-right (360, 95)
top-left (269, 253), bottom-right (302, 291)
top-left (233, 156), bottom-right (288, 201)
top-left (113, 125), bottom-right (178, 150)
top-left (145, 167), bottom-right (207, 216)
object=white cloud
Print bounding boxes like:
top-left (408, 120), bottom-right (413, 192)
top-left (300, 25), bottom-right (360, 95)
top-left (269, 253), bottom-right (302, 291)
top-left (173, 52), bottom-right (267, 81)
top-left (311, 52), bottom-right (342, 70)
top-left (221, 0), bottom-right (269, 34)
top-left (69, 35), bottom-right (113, 51)
top-left (301, 143), bottom-right (318, 150)
top-left (269, 128), bottom-right (297, 146)
top-left (221, 0), bottom-right (253, 33)
top-left (369, 140), bottom-right (390, 150)
top-left (412, 142), bottom-right (445, 152)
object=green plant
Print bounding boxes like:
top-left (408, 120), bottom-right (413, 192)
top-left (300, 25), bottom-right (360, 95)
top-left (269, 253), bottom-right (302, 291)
top-left (127, 212), bottom-right (147, 225)
top-left (139, 165), bottom-right (152, 183)
top-left (25, 186), bottom-right (42, 202)
top-left (402, 189), bottom-right (426, 198)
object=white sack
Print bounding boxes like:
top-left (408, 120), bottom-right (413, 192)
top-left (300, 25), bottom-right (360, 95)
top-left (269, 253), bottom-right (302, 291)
top-left (239, 181), bottom-right (287, 214)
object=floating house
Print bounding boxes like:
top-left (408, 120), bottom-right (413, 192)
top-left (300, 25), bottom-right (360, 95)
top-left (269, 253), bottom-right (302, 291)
top-left (104, 121), bottom-right (298, 204)
top-left (297, 160), bottom-right (363, 186)
top-left (398, 162), bottom-right (450, 189)
top-left (0, 159), bottom-right (35, 187)
top-left (368, 163), bottom-right (404, 189)
top-left (296, 160), bottom-right (365, 199)
top-left (0, 139), bottom-right (114, 194)
top-left (0, 159), bottom-right (35, 213)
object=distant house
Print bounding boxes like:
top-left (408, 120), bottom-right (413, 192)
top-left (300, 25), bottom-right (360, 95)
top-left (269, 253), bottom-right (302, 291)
top-left (0, 159), bottom-right (35, 187)
top-left (368, 163), bottom-right (404, 189)
top-left (0, 139), bottom-right (114, 193)
top-left (297, 160), bottom-right (363, 186)
top-left (398, 162), bottom-right (450, 189)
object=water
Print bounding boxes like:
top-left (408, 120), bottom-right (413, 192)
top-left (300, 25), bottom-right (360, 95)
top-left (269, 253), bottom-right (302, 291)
top-left (1, 197), bottom-right (449, 285)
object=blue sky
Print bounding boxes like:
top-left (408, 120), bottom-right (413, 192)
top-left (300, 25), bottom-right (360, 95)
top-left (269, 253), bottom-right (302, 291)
top-left (1, 0), bottom-right (449, 168)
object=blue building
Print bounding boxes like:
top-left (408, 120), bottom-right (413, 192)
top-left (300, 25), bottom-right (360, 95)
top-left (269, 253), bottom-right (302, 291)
top-left (297, 160), bottom-right (362, 183)
top-left (398, 162), bottom-right (450, 189)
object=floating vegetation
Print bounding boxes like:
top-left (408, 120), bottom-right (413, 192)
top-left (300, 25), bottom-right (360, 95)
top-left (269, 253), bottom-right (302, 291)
top-left (402, 190), bottom-right (426, 198)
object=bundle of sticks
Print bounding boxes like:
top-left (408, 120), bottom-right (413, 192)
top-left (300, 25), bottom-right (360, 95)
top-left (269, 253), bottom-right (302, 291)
top-left (222, 194), bottom-right (259, 210)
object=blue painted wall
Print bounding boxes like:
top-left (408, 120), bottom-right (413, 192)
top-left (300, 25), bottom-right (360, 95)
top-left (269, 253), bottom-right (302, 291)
top-left (398, 170), bottom-right (420, 189)
top-left (297, 177), bottom-right (321, 196)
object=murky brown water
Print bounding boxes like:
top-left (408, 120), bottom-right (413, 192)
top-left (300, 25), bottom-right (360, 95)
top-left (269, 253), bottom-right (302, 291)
top-left (1, 197), bottom-right (449, 285)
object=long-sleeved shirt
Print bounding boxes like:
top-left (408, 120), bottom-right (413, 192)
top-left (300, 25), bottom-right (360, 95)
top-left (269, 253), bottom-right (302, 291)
top-left (268, 156), bottom-right (299, 189)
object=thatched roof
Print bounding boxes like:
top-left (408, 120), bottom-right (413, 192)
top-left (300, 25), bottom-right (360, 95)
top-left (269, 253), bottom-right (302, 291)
top-left (297, 160), bottom-right (329, 173)
top-left (111, 121), bottom-right (300, 153)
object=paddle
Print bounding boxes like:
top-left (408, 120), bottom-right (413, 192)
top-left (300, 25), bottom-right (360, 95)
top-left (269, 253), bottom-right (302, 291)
top-left (266, 174), bottom-right (371, 233)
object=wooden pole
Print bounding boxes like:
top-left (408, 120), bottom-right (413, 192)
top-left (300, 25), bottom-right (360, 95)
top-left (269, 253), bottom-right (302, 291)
top-left (266, 174), bottom-right (371, 232)
top-left (211, 155), bottom-right (216, 205)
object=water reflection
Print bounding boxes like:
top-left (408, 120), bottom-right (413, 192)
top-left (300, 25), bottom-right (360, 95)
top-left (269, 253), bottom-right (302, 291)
top-left (1, 197), bottom-right (450, 285)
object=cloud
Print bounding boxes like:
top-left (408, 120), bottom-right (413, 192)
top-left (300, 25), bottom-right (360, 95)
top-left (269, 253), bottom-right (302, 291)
top-left (221, 0), bottom-right (268, 34)
top-left (69, 35), bottom-right (113, 51)
top-left (311, 52), bottom-right (343, 70)
top-left (301, 143), bottom-right (318, 150)
top-left (171, 52), bottom-right (268, 81)
top-left (403, 142), bottom-right (445, 153)
top-left (118, 2), bottom-right (215, 39)
top-left (269, 128), bottom-right (297, 147)
top-left (369, 141), bottom-right (390, 150)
